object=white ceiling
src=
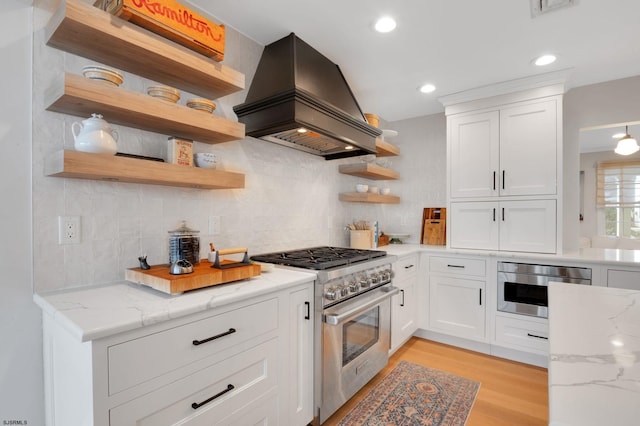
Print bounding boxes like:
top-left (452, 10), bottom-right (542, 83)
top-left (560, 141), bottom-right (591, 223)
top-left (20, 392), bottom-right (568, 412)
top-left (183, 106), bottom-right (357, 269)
top-left (186, 0), bottom-right (640, 122)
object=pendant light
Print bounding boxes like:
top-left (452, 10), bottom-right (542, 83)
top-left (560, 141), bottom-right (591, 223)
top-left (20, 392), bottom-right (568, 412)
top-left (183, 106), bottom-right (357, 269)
top-left (614, 126), bottom-right (639, 155)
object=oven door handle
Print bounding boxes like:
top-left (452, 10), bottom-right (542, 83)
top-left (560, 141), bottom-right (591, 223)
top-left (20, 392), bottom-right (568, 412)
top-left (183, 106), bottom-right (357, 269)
top-left (324, 286), bottom-right (399, 326)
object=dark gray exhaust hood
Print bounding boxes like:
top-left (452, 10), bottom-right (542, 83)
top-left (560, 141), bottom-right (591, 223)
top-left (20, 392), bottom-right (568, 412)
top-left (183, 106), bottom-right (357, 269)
top-left (233, 33), bottom-right (381, 160)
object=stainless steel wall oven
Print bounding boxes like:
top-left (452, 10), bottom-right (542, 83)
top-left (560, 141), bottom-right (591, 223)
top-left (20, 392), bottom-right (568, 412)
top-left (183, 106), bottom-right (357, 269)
top-left (498, 261), bottom-right (591, 318)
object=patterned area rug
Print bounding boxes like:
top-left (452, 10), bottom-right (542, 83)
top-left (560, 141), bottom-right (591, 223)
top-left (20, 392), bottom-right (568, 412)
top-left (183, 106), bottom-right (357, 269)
top-left (337, 361), bottom-right (480, 426)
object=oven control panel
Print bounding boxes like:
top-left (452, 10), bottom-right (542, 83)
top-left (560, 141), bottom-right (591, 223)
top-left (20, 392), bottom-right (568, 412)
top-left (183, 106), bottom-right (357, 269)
top-left (322, 264), bottom-right (392, 305)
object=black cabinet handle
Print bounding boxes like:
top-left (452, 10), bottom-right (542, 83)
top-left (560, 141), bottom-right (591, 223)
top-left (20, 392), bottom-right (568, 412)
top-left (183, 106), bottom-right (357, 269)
top-left (493, 171), bottom-right (496, 190)
top-left (404, 264), bottom-right (414, 269)
top-left (191, 384), bottom-right (234, 409)
top-left (502, 207), bottom-right (505, 221)
top-left (493, 207), bottom-right (496, 222)
top-left (400, 289), bottom-right (405, 307)
top-left (479, 288), bottom-right (482, 305)
top-left (304, 301), bottom-right (310, 320)
top-left (502, 170), bottom-right (505, 190)
top-left (192, 328), bottom-right (236, 346)
top-left (527, 333), bottom-right (548, 340)
top-left (447, 264), bottom-right (465, 269)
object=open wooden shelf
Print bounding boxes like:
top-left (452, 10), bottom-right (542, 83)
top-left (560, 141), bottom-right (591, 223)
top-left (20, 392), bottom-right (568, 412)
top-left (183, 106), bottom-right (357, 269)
top-left (375, 138), bottom-right (400, 157)
top-left (45, 150), bottom-right (245, 190)
top-left (46, 73), bottom-right (245, 144)
top-left (338, 163), bottom-right (399, 180)
top-left (45, 0), bottom-right (244, 100)
top-left (339, 192), bottom-right (400, 204)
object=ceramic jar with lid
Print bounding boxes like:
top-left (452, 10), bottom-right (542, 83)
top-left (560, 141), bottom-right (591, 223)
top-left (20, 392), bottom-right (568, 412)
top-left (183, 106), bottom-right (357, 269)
top-left (71, 113), bottom-right (119, 155)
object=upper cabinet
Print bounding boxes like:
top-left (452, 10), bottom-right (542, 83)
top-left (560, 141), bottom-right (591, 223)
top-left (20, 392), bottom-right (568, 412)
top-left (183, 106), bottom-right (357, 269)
top-left (449, 98), bottom-right (558, 199)
top-left (441, 72), bottom-right (567, 254)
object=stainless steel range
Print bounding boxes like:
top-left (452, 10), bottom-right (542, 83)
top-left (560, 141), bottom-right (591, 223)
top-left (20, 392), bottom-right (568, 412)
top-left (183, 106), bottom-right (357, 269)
top-left (251, 246), bottom-right (398, 424)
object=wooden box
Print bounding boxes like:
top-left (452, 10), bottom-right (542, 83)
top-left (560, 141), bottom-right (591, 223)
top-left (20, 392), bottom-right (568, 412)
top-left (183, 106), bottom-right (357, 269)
top-left (97, 0), bottom-right (225, 61)
top-left (421, 208), bottom-right (446, 245)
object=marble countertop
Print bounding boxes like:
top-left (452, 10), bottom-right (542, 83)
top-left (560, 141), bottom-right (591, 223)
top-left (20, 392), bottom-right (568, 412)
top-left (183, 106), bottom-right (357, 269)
top-left (34, 268), bottom-right (317, 343)
top-left (381, 243), bottom-right (640, 267)
top-left (548, 282), bottom-right (640, 425)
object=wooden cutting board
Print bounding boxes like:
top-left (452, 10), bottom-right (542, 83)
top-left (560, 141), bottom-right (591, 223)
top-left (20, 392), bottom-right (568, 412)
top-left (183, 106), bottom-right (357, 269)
top-left (126, 259), bottom-right (261, 295)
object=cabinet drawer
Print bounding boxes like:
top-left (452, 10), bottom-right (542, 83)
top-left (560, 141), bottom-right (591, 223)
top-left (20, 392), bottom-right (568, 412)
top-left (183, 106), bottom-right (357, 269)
top-left (607, 269), bottom-right (640, 290)
top-left (110, 338), bottom-right (278, 425)
top-left (394, 255), bottom-right (418, 282)
top-left (108, 297), bottom-right (278, 395)
top-left (495, 315), bottom-right (548, 352)
top-left (430, 256), bottom-right (486, 277)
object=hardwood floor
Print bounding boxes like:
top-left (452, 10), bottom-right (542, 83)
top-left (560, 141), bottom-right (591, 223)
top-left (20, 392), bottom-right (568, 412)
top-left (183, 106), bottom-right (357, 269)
top-left (322, 337), bottom-right (548, 426)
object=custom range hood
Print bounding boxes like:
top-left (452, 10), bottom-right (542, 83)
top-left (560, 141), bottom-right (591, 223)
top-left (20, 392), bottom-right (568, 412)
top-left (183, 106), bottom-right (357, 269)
top-left (234, 33), bottom-right (381, 160)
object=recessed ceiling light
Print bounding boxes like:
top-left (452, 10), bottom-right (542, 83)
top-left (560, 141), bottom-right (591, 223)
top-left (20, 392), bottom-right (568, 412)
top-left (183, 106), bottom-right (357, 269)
top-left (374, 16), bottom-right (396, 33)
top-left (534, 54), bottom-right (557, 66)
top-left (419, 84), bottom-right (436, 94)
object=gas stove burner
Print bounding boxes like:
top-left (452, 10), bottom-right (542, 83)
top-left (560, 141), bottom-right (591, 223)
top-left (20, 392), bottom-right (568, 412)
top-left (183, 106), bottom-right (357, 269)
top-left (251, 246), bottom-right (386, 270)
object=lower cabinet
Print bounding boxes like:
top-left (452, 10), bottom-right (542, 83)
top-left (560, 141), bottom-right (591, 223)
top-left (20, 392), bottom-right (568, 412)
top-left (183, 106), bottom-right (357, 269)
top-left (391, 254), bottom-right (419, 352)
top-left (450, 199), bottom-right (556, 253)
top-left (428, 256), bottom-right (486, 341)
top-left (494, 313), bottom-right (549, 354)
top-left (41, 282), bottom-right (314, 426)
top-left (607, 268), bottom-right (640, 290)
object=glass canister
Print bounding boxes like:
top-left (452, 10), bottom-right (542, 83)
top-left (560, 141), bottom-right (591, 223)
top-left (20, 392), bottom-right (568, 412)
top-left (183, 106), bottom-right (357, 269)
top-left (168, 221), bottom-right (200, 265)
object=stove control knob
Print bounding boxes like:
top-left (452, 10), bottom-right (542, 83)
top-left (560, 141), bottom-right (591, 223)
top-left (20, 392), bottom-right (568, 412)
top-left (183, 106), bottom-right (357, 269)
top-left (382, 269), bottom-right (392, 281)
top-left (348, 280), bottom-right (359, 293)
top-left (324, 288), bottom-right (337, 301)
top-left (338, 285), bottom-right (349, 297)
top-left (370, 273), bottom-right (381, 285)
top-left (359, 277), bottom-right (371, 288)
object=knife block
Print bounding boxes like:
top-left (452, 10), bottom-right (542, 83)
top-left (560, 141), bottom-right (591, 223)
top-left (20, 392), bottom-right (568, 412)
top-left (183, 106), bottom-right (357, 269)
top-left (421, 208), bottom-right (446, 245)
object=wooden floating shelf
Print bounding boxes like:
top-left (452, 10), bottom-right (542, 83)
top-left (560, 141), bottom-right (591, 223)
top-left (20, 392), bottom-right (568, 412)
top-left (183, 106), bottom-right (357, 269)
top-left (339, 192), bottom-right (400, 204)
top-left (45, 0), bottom-right (244, 100)
top-left (46, 73), bottom-right (245, 144)
top-left (338, 163), bottom-right (399, 180)
top-left (45, 150), bottom-right (245, 190)
top-left (375, 138), bottom-right (400, 157)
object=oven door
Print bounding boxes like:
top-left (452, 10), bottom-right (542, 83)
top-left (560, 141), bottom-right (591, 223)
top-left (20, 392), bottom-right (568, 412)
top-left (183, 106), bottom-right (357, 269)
top-left (320, 285), bottom-right (398, 423)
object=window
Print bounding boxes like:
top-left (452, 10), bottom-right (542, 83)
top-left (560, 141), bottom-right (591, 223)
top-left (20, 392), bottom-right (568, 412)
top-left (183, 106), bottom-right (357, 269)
top-left (596, 161), bottom-right (640, 237)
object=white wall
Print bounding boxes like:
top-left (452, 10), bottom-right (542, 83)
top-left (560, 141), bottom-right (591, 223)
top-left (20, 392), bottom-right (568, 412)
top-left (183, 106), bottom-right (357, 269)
top-left (0, 1), bottom-right (43, 424)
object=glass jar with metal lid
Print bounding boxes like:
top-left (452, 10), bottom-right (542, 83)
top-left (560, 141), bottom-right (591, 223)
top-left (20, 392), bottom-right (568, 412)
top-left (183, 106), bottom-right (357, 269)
top-left (168, 221), bottom-right (200, 265)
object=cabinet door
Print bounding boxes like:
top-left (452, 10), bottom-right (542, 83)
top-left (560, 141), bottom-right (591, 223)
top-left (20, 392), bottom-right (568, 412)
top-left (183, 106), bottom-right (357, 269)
top-left (450, 201), bottom-right (499, 250)
top-left (500, 99), bottom-right (557, 196)
top-left (391, 256), bottom-right (419, 352)
top-left (288, 286), bottom-right (314, 426)
top-left (429, 275), bottom-right (485, 340)
top-left (499, 200), bottom-right (556, 253)
top-left (449, 111), bottom-right (500, 198)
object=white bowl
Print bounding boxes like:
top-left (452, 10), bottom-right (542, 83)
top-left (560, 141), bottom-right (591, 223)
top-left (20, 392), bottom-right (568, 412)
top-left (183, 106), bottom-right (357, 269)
top-left (369, 186), bottom-right (379, 194)
top-left (147, 85), bottom-right (180, 103)
top-left (194, 152), bottom-right (217, 169)
top-left (82, 65), bottom-right (124, 87)
top-left (186, 98), bottom-right (216, 114)
top-left (356, 184), bottom-right (369, 193)
top-left (381, 188), bottom-right (391, 195)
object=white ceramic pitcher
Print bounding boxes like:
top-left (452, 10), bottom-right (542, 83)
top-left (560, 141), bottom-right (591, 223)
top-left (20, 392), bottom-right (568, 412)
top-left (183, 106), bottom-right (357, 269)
top-left (71, 113), bottom-right (119, 155)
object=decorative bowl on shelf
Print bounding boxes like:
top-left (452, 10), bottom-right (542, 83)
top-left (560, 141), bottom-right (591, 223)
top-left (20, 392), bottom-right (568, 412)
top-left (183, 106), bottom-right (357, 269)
top-left (381, 188), bottom-right (391, 195)
top-left (356, 184), bottom-right (369, 193)
top-left (82, 65), bottom-right (124, 87)
top-left (194, 152), bottom-right (217, 169)
top-left (146, 85), bottom-right (180, 103)
top-left (186, 98), bottom-right (216, 114)
top-left (369, 186), bottom-right (379, 194)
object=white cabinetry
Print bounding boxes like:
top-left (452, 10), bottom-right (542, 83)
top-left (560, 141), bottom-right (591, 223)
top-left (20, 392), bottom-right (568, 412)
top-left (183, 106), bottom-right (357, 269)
top-left (494, 313), bottom-right (549, 354)
top-left (450, 199), bottom-right (556, 253)
top-left (607, 268), bottom-right (640, 290)
top-left (391, 254), bottom-right (419, 352)
top-left (41, 282), bottom-right (314, 426)
top-left (449, 99), bottom-right (558, 199)
top-left (428, 256), bottom-right (486, 341)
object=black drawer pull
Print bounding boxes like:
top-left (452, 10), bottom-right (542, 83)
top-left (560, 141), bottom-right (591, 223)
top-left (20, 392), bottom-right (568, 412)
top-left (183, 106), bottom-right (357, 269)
top-left (400, 289), bottom-right (405, 307)
top-left (191, 384), bottom-right (234, 409)
top-left (447, 264), bottom-right (465, 269)
top-left (527, 333), bottom-right (548, 340)
top-left (192, 328), bottom-right (236, 346)
top-left (479, 288), bottom-right (482, 306)
top-left (404, 264), bottom-right (415, 269)
top-left (304, 301), bottom-right (310, 320)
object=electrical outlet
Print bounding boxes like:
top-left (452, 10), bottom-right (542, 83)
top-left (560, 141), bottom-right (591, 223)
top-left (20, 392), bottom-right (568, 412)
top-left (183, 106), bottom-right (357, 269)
top-left (208, 215), bottom-right (221, 235)
top-left (58, 216), bottom-right (81, 244)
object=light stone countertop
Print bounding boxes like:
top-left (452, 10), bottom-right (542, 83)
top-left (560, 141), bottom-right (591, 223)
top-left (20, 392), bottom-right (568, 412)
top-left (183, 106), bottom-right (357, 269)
top-left (548, 282), bottom-right (640, 426)
top-left (33, 268), bottom-right (317, 342)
